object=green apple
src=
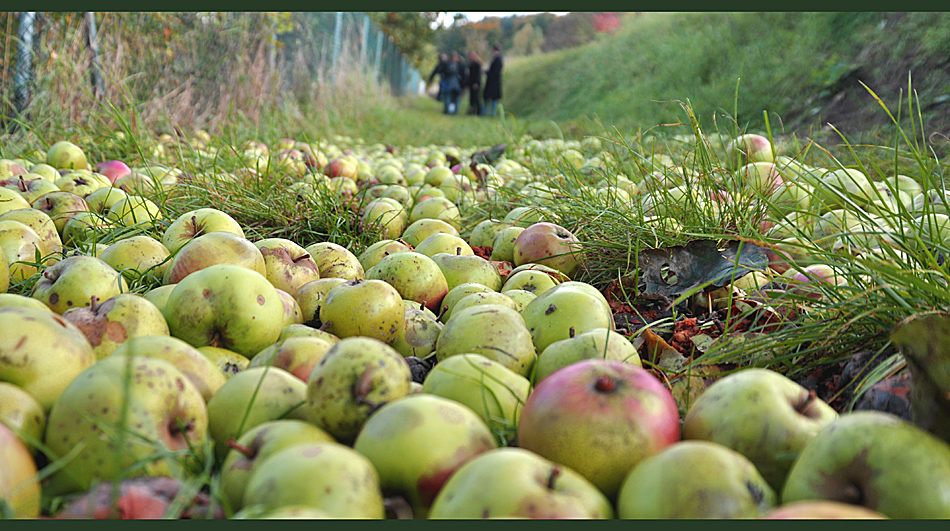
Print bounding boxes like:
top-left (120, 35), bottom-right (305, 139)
top-left (468, 219), bottom-right (509, 248)
top-left (304, 242), bottom-right (364, 280)
top-left (430, 252), bottom-right (502, 292)
top-left (353, 394), bottom-right (497, 517)
top-left (783, 411), bottom-right (950, 518)
top-left (413, 232), bottom-right (474, 257)
top-left (30, 255), bottom-right (129, 315)
top-left (318, 279), bottom-right (404, 343)
top-left (0, 423), bottom-right (40, 517)
top-left (110, 334), bottom-right (226, 402)
top-left (0, 208), bottom-right (63, 260)
top-left (306, 337), bottom-right (412, 443)
top-left (31, 191), bottom-right (89, 234)
top-left (428, 447), bottom-right (613, 518)
top-left (489, 226), bottom-right (525, 262)
top-left (391, 307), bottom-right (443, 358)
top-left (682, 368), bottom-right (838, 491)
top-left (617, 440), bottom-right (776, 518)
top-left (501, 268), bottom-right (561, 295)
top-left (534, 327), bottom-right (641, 384)
top-left (293, 278), bottom-right (345, 326)
top-left (198, 346), bottom-right (249, 378)
top-left (84, 186), bottom-right (128, 214)
top-left (435, 304), bottom-right (537, 377)
top-left (206, 366), bottom-right (311, 460)
top-left (99, 234), bottom-right (171, 282)
top-left (45, 141), bottom-right (88, 170)
top-left (438, 282), bottom-right (494, 322)
top-left (520, 281), bottom-right (615, 354)
top-left (409, 196), bottom-right (460, 229)
top-left (357, 239), bottom-right (412, 271)
top-left (43, 355), bottom-right (208, 495)
top-left (400, 218), bottom-right (460, 248)
top-left (450, 291), bottom-right (519, 316)
top-left (219, 419), bottom-right (336, 513)
top-left (242, 442), bottom-right (385, 518)
top-left (366, 251), bottom-right (448, 312)
top-left (248, 336), bottom-right (334, 382)
top-left (162, 264), bottom-right (284, 357)
top-left (421, 353), bottom-right (531, 443)
top-left (0, 220), bottom-right (45, 282)
top-left (0, 382), bottom-right (46, 451)
top-left (0, 189), bottom-right (31, 217)
top-left (162, 208), bottom-right (246, 254)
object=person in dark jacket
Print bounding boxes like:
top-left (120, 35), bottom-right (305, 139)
top-left (466, 51), bottom-right (484, 116)
top-left (482, 45), bottom-right (503, 117)
top-left (428, 53), bottom-right (449, 111)
top-left (443, 51), bottom-right (464, 115)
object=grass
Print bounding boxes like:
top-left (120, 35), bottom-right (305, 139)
top-left (3, 15), bottom-right (950, 518)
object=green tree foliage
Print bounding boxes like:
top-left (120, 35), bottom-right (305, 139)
top-left (367, 12), bottom-right (439, 69)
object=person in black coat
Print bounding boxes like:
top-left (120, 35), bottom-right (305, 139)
top-left (482, 45), bottom-right (503, 117)
top-left (466, 51), bottom-right (484, 116)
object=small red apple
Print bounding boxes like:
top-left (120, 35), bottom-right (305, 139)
top-left (95, 160), bottom-right (132, 183)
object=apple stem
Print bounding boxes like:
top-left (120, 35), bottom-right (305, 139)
top-left (594, 375), bottom-right (616, 393)
top-left (456, 247), bottom-right (462, 255)
top-left (225, 438), bottom-right (255, 459)
top-left (546, 467), bottom-right (560, 490)
top-left (796, 389), bottom-right (820, 417)
top-left (89, 295), bottom-right (100, 312)
top-left (569, 326), bottom-right (575, 338)
top-left (319, 320), bottom-right (333, 332)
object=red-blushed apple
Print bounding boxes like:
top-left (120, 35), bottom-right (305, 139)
top-left (163, 231), bottom-right (265, 285)
top-left (95, 160), bottom-right (132, 183)
top-left (248, 336), bottom-right (334, 382)
top-left (31, 191), bottom-right (89, 234)
top-left (517, 359), bottom-right (681, 500)
top-left (253, 238), bottom-right (322, 295)
top-left (512, 222), bottom-right (584, 279)
top-left (61, 293), bottom-right (170, 359)
top-left (727, 133), bottom-right (774, 169)
top-left (30, 255), bottom-right (129, 315)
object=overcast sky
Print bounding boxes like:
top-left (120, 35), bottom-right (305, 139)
top-left (435, 12), bottom-right (569, 28)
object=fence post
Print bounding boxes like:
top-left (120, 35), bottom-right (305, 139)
top-left (13, 12), bottom-right (36, 117)
top-left (332, 12), bottom-right (342, 75)
top-left (374, 30), bottom-right (382, 81)
top-left (84, 12), bottom-right (104, 100)
top-left (360, 16), bottom-right (369, 67)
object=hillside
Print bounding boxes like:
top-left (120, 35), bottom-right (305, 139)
top-left (501, 12), bottom-right (950, 144)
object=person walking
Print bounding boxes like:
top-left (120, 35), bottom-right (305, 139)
top-left (443, 51), bottom-right (464, 115)
top-left (427, 53), bottom-right (449, 113)
top-left (466, 51), bottom-right (484, 116)
top-left (482, 45), bottom-right (503, 117)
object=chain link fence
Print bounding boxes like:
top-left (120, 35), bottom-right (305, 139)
top-left (1, 12), bottom-right (424, 130)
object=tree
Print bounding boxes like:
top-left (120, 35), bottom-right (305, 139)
top-left (367, 12), bottom-right (440, 69)
top-left (510, 22), bottom-right (544, 56)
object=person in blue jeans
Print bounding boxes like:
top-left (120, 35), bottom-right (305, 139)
top-left (482, 45), bottom-right (503, 116)
top-left (443, 52), bottom-right (464, 115)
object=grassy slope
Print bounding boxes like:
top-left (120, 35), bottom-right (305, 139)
top-left (503, 12), bottom-right (950, 142)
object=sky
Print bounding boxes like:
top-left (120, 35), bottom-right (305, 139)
top-left (434, 12), bottom-right (569, 28)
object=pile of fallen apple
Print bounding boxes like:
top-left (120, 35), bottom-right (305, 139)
top-left (1, 132), bottom-right (950, 520)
